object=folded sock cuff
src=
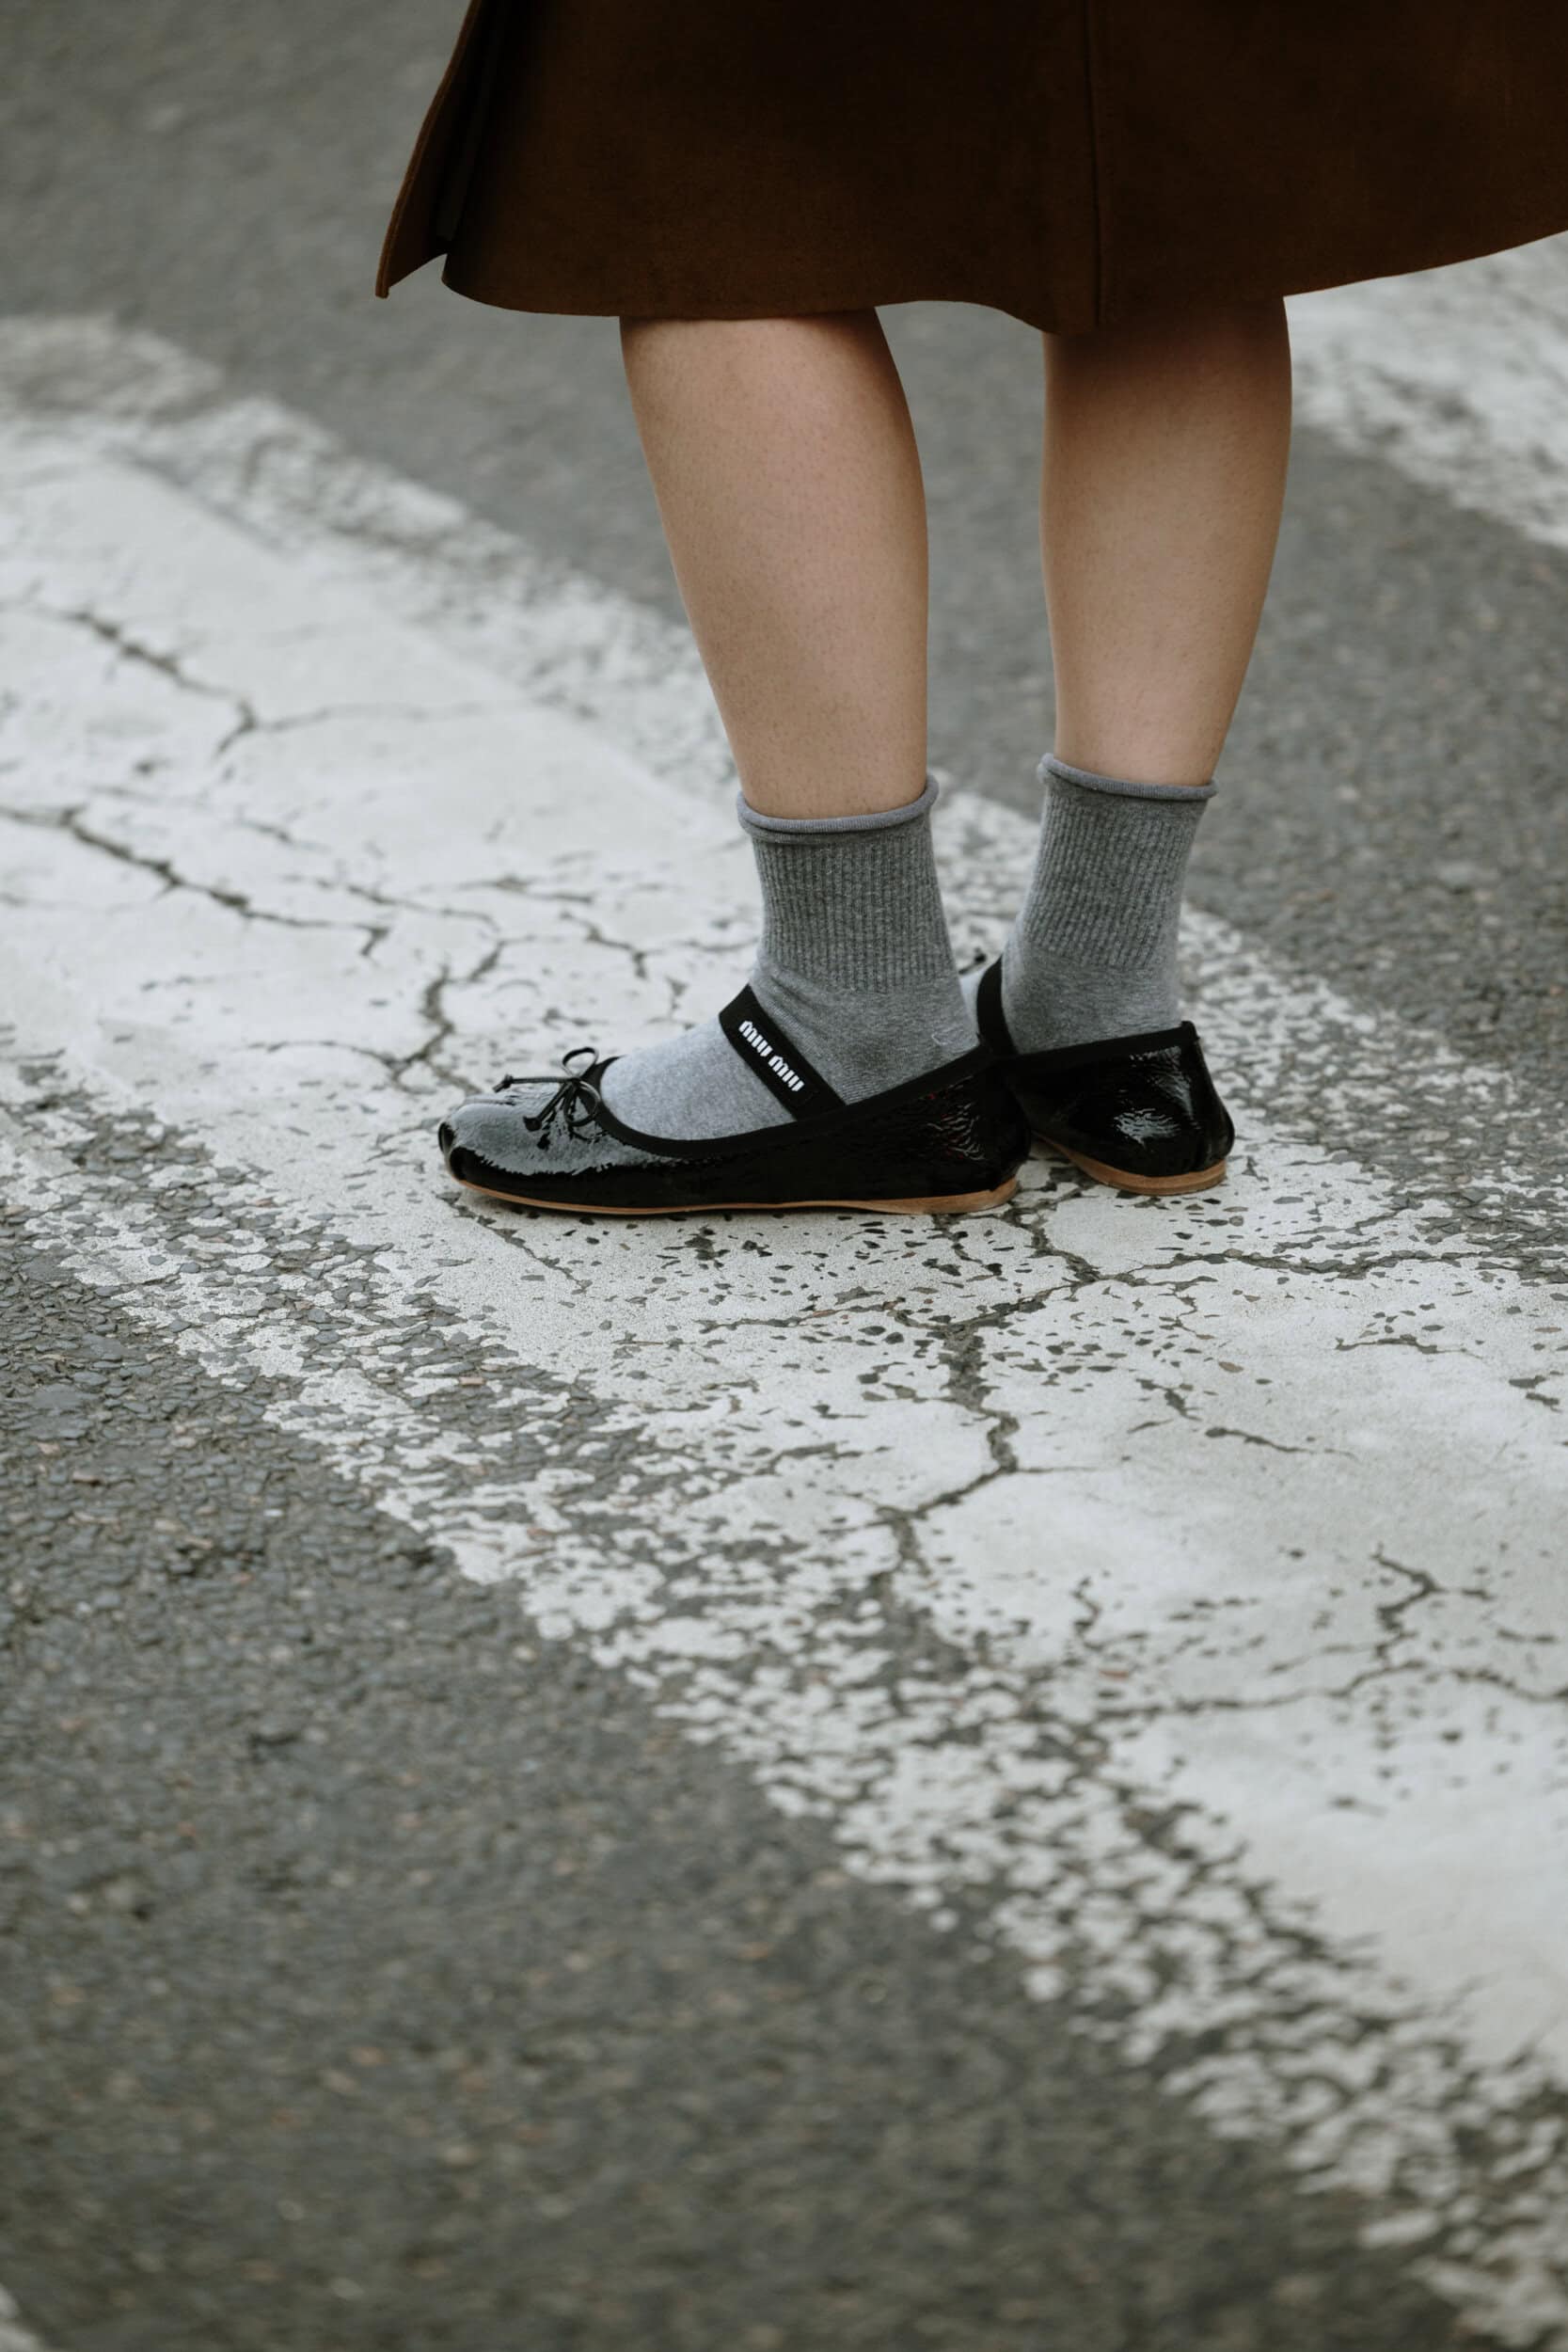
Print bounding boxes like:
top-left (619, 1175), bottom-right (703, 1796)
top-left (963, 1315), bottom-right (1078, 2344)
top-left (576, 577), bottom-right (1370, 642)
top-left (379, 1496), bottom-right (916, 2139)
top-left (1039, 754), bottom-right (1215, 803)
top-left (737, 773), bottom-right (940, 837)
top-left (745, 773), bottom-right (957, 989)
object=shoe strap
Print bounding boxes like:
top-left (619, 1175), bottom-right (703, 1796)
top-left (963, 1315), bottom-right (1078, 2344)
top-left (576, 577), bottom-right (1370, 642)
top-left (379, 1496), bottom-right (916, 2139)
top-left (717, 986), bottom-right (845, 1120)
top-left (974, 959), bottom-right (1017, 1057)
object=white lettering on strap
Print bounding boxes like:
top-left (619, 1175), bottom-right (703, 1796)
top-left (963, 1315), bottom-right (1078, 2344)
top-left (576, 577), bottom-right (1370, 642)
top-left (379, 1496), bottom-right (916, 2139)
top-left (737, 1016), bottom-right (806, 1092)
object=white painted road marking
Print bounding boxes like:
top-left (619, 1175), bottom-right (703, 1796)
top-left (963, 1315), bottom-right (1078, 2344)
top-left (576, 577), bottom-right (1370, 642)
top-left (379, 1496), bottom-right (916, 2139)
top-left (1291, 231), bottom-right (1568, 552)
top-left (0, 2287), bottom-right (56, 2352)
top-left (1, 308), bottom-right (1566, 2342)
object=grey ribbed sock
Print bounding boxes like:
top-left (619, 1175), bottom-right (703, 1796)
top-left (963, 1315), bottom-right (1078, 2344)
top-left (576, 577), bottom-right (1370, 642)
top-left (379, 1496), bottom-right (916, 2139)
top-left (992, 754), bottom-right (1214, 1053)
top-left (599, 776), bottom-right (975, 1139)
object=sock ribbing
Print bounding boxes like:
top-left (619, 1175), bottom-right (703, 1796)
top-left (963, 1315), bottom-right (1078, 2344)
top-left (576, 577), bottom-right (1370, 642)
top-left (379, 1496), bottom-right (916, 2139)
top-left (743, 779), bottom-right (961, 991)
top-left (999, 754), bottom-right (1212, 1052)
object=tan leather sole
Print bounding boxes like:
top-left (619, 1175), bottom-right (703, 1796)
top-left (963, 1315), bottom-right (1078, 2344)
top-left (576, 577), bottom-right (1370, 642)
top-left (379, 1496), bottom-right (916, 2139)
top-left (454, 1174), bottom-right (1019, 1217)
top-left (1046, 1140), bottom-right (1227, 1195)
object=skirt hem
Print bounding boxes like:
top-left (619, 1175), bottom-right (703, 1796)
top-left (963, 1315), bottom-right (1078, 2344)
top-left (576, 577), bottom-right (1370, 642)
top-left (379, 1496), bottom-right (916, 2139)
top-left (428, 219), bottom-right (1568, 340)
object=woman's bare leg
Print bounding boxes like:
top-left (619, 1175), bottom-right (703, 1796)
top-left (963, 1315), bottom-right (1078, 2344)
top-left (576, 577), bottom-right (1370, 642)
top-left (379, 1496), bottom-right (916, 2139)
top-left (991, 300), bottom-right (1291, 1069)
top-left (526, 309), bottom-right (976, 1146)
top-left (1042, 300), bottom-right (1292, 783)
top-left (619, 310), bottom-right (928, 818)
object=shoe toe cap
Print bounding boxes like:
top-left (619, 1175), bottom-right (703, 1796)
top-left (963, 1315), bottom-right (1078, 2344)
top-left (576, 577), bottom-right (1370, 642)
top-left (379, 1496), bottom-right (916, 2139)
top-left (436, 1087), bottom-right (557, 1177)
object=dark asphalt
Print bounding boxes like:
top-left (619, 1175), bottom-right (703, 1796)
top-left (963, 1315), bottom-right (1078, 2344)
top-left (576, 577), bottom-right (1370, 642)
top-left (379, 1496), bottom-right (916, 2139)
top-left (0, 1209), bottom-right (1501, 2352)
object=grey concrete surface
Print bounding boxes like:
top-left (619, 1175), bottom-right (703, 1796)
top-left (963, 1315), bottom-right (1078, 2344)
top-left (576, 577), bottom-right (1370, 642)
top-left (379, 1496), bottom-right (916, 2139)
top-left (0, 1214), bottom-right (1503, 2352)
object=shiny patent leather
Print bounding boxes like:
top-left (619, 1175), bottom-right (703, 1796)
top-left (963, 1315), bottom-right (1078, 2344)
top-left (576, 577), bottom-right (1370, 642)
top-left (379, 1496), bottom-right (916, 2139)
top-left (440, 1049), bottom-right (1031, 1215)
top-left (974, 960), bottom-right (1233, 1191)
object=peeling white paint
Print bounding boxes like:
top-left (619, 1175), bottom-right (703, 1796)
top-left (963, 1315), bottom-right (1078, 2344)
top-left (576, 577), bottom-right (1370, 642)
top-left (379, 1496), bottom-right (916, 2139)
top-left (2, 319), bottom-right (1567, 2343)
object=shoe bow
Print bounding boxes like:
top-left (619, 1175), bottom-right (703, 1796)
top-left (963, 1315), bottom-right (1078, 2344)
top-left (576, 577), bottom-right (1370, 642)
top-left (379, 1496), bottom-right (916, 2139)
top-left (495, 1045), bottom-right (604, 1152)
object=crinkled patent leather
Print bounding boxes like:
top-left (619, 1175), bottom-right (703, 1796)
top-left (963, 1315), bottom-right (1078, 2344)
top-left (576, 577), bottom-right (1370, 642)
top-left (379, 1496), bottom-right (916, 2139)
top-left (972, 959), bottom-right (1232, 1181)
top-left (442, 1063), bottom-right (1029, 1210)
top-left (1008, 1029), bottom-right (1233, 1180)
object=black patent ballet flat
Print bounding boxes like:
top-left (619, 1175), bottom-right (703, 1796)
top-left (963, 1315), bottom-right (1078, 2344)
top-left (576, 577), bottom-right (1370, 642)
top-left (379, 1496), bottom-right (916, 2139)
top-left (972, 960), bottom-right (1234, 1194)
top-left (437, 985), bottom-right (1031, 1217)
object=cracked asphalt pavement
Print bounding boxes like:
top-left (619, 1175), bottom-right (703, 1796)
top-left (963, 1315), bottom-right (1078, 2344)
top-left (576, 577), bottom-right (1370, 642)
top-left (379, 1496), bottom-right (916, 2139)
top-left (2, 7), bottom-right (1567, 2349)
top-left (4, 1216), bottom-right (1489, 2352)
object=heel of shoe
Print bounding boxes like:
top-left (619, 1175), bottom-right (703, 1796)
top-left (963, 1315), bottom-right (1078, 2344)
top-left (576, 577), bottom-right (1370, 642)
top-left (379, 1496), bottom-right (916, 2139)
top-left (1006, 1023), bottom-right (1233, 1192)
top-left (1046, 1141), bottom-right (1227, 1194)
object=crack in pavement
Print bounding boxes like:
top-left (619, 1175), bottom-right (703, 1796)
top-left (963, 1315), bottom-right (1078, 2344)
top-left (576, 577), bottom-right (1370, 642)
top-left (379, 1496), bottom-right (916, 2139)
top-left (47, 603), bottom-right (259, 733)
top-left (0, 803), bottom-right (388, 951)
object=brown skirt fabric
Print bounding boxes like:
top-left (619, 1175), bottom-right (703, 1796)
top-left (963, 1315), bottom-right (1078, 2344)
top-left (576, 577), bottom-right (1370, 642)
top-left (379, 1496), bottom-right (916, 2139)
top-left (377, 1), bottom-right (1568, 335)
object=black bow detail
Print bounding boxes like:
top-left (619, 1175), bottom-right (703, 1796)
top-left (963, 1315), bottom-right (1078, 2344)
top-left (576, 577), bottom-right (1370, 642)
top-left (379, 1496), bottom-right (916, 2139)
top-left (494, 1045), bottom-right (604, 1153)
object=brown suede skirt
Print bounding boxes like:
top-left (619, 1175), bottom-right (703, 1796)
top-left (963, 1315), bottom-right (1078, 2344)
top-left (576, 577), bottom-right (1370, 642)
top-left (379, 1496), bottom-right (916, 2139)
top-left (377, 1), bottom-right (1568, 334)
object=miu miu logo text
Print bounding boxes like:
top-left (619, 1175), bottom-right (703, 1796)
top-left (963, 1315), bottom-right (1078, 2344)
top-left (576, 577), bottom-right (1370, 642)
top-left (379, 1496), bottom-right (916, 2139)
top-left (737, 1017), bottom-right (806, 1092)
